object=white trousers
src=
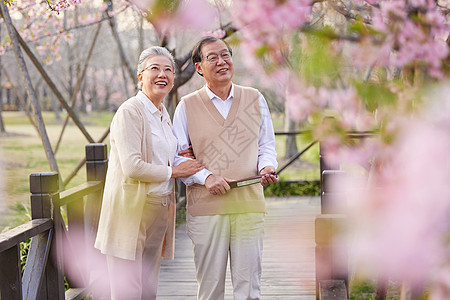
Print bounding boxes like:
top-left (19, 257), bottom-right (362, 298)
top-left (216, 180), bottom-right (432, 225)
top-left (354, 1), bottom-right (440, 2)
top-left (106, 195), bottom-right (171, 300)
top-left (186, 213), bottom-right (265, 300)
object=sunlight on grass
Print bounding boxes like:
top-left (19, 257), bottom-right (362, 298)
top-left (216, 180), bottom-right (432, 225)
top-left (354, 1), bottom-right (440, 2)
top-left (0, 111), bottom-right (113, 231)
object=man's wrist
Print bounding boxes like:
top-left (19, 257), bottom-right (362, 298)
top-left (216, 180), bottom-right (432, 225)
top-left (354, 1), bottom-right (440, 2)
top-left (260, 165), bottom-right (276, 175)
top-left (197, 170), bottom-right (213, 185)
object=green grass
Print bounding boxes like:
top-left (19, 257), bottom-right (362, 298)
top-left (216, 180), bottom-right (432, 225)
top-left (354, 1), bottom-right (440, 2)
top-left (0, 111), bottom-right (113, 231)
top-left (349, 276), bottom-right (407, 300)
top-left (264, 179), bottom-right (320, 197)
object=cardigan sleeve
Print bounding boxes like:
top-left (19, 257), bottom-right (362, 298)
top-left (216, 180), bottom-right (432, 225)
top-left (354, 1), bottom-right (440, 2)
top-left (111, 104), bottom-right (170, 183)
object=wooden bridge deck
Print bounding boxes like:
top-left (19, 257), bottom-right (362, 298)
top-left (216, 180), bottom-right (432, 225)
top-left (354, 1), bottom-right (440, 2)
top-left (157, 196), bottom-right (320, 299)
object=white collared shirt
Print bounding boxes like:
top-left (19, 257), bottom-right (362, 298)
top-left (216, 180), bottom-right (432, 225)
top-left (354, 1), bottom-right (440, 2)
top-left (172, 83), bottom-right (278, 186)
top-left (137, 91), bottom-right (177, 196)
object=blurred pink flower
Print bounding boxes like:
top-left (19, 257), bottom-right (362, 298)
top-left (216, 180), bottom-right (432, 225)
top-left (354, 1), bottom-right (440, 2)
top-left (204, 29), bottom-right (226, 39)
top-left (148, 0), bottom-right (217, 34)
top-left (60, 226), bottom-right (110, 296)
top-left (232, 0), bottom-right (312, 70)
top-left (328, 85), bottom-right (450, 283)
top-left (370, 0), bottom-right (449, 77)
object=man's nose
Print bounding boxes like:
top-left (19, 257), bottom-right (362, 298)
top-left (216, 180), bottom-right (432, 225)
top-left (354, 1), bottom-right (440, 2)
top-left (217, 55), bottom-right (226, 64)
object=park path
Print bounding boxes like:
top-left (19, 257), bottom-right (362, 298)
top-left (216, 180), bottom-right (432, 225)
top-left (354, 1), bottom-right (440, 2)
top-left (157, 196), bottom-right (320, 299)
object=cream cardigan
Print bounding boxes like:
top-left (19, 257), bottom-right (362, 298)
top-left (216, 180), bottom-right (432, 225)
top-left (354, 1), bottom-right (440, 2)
top-left (94, 95), bottom-right (174, 260)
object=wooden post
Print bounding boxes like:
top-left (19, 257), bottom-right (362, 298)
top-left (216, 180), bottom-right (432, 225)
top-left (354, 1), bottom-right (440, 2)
top-left (84, 143), bottom-right (108, 298)
top-left (85, 143), bottom-right (107, 237)
top-left (29, 172), bottom-right (65, 300)
top-left (315, 214), bottom-right (348, 299)
top-left (319, 143), bottom-right (340, 197)
top-left (321, 170), bottom-right (346, 214)
top-left (317, 146), bottom-right (349, 299)
top-left (0, 245), bottom-right (22, 300)
top-left (30, 172), bottom-right (58, 220)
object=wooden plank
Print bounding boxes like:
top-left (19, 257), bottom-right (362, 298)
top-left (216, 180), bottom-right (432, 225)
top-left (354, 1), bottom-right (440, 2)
top-left (59, 181), bottom-right (102, 205)
top-left (0, 219), bottom-right (52, 252)
top-left (0, 244), bottom-right (22, 300)
top-left (157, 196), bottom-right (320, 299)
top-left (65, 288), bottom-right (88, 300)
top-left (22, 230), bottom-right (53, 300)
top-left (49, 211), bottom-right (69, 299)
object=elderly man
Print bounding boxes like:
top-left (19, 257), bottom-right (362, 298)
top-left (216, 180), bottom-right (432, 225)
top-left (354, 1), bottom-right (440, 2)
top-left (172, 36), bottom-right (278, 300)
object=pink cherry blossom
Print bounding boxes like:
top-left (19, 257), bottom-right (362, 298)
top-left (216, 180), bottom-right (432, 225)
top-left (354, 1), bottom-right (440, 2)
top-left (326, 85), bottom-right (450, 284)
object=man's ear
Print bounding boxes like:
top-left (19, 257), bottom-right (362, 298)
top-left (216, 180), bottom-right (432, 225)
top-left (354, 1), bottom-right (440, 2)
top-left (194, 62), bottom-right (203, 76)
top-left (137, 73), bottom-right (143, 83)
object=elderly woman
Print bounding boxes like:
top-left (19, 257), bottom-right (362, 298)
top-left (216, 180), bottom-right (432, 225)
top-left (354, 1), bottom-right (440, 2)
top-left (95, 46), bottom-right (203, 299)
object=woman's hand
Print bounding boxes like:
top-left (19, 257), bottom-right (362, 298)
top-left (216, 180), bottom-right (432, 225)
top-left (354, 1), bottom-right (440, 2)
top-left (171, 159), bottom-right (204, 178)
top-left (178, 146), bottom-right (195, 159)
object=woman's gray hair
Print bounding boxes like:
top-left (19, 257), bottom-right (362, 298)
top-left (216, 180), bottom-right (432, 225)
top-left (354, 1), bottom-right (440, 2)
top-left (136, 46), bottom-right (176, 90)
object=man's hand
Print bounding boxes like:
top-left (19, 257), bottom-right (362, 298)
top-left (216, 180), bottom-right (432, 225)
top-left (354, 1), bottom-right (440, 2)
top-left (205, 174), bottom-right (230, 195)
top-left (178, 145), bottom-right (195, 159)
top-left (260, 166), bottom-right (278, 186)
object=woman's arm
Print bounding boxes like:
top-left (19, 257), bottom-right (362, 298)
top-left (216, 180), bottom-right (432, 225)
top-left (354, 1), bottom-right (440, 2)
top-left (112, 105), bottom-right (169, 183)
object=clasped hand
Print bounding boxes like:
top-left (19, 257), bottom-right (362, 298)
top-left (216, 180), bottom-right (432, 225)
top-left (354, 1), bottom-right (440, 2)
top-left (205, 174), bottom-right (230, 196)
top-left (260, 166), bottom-right (278, 186)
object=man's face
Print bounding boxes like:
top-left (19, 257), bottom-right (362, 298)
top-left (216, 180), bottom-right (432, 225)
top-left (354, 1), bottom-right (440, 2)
top-left (195, 40), bottom-right (234, 86)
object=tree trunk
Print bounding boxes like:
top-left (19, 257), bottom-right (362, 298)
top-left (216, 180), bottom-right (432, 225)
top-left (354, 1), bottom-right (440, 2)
top-left (52, 94), bottom-right (61, 121)
top-left (105, 2), bottom-right (136, 91)
top-left (2, 67), bottom-right (38, 131)
top-left (54, 23), bottom-right (101, 154)
top-left (0, 26), bottom-right (5, 133)
top-left (91, 67), bottom-right (98, 111)
top-left (374, 277), bottom-right (388, 300)
top-left (138, 15), bottom-right (144, 55)
top-left (0, 89), bottom-right (5, 133)
top-left (14, 23), bottom-right (94, 144)
top-left (120, 62), bottom-right (131, 98)
top-left (0, 2), bottom-right (59, 174)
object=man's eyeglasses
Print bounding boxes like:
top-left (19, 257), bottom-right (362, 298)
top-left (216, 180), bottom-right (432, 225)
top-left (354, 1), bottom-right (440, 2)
top-left (143, 64), bottom-right (175, 74)
top-left (204, 51), bottom-right (232, 64)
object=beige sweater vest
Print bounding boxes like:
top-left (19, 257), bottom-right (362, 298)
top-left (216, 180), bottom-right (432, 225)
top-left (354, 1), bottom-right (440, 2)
top-left (184, 85), bottom-right (265, 216)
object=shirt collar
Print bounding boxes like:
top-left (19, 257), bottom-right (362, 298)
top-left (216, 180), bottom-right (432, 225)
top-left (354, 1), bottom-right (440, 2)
top-left (205, 83), bottom-right (234, 101)
top-left (137, 91), bottom-right (170, 122)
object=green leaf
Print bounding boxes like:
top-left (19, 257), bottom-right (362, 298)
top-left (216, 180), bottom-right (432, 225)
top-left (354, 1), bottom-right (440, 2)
top-left (355, 82), bottom-right (397, 112)
top-left (152, 0), bottom-right (179, 17)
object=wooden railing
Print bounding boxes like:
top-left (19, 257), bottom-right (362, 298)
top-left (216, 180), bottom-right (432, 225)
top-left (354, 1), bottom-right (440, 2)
top-left (0, 132), bottom-right (375, 300)
top-left (315, 133), bottom-right (375, 300)
top-left (0, 143), bottom-right (107, 300)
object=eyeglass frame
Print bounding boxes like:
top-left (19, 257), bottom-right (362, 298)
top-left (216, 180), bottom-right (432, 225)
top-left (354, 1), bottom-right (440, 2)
top-left (142, 64), bottom-right (175, 75)
top-left (203, 51), bottom-right (232, 64)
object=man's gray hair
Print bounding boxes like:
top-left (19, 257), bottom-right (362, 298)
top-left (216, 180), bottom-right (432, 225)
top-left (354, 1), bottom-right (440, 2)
top-left (136, 46), bottom-right (176, 90)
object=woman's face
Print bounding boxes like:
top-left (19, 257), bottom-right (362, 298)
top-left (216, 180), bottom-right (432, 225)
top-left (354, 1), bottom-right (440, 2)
top-left (138, 55), bottom-right (175, 103)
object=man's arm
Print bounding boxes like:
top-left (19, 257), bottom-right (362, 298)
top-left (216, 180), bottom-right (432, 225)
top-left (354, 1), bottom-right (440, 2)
top-left (172, 100), bottom-right (213, 186)
top-left (257, 92), bottom-right (279, 186)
